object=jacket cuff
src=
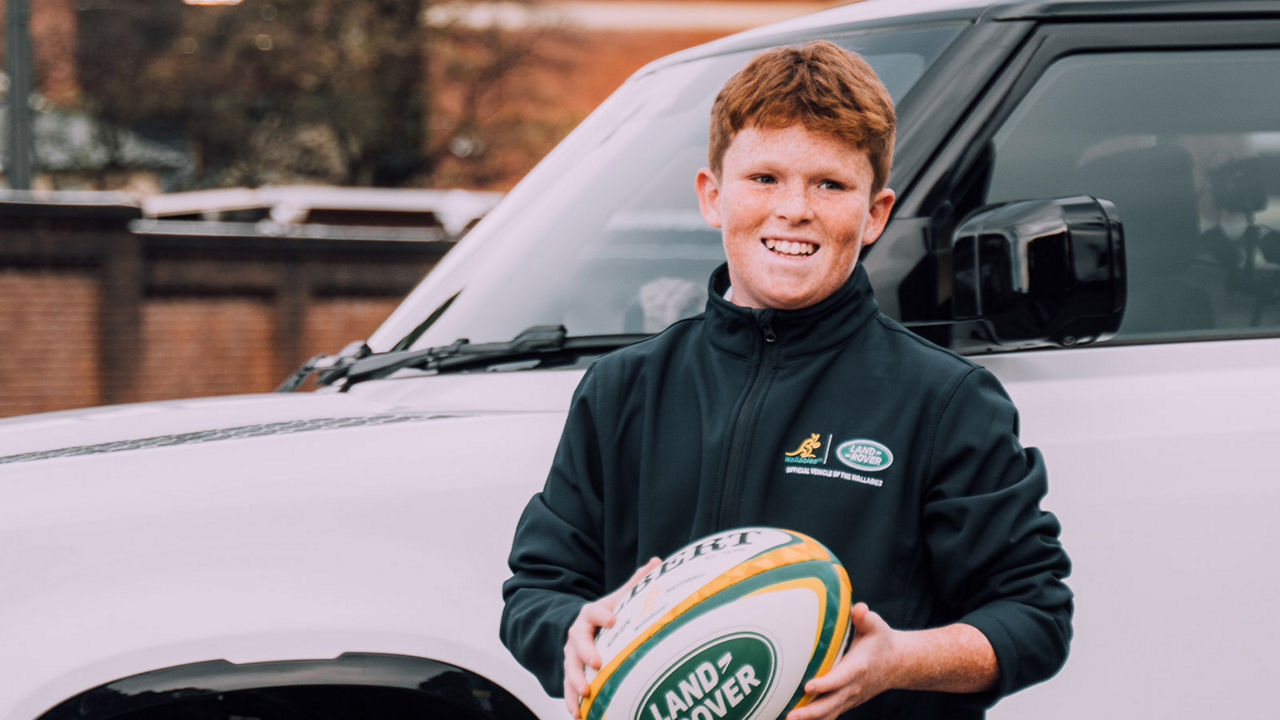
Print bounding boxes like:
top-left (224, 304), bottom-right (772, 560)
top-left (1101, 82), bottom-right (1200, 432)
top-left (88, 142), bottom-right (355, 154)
top-left (959, 606), bottom-right (1019, 708)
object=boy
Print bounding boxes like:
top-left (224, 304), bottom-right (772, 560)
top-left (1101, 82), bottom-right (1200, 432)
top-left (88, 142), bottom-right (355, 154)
top-left (500, 41), bottom-right (1072, 719)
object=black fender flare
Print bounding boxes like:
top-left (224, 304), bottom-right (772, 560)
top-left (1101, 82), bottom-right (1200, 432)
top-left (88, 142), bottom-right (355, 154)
top-left (37, 652), bottom-right (541, 720)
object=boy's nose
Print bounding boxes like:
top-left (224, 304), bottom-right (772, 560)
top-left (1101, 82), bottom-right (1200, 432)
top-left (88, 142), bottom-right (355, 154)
top-left (775, 183), bottom-right (814, 223)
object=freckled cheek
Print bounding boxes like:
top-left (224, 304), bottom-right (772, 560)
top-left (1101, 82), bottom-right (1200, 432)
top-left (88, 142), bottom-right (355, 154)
top-left (725, 209), bottom-right (766, 234)
top-left (723, 217), bottom-right (767, 247)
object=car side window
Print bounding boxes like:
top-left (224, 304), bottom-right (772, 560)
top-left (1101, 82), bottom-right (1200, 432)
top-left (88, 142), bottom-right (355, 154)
top-left (983, 50), bottom-right (1280, 342)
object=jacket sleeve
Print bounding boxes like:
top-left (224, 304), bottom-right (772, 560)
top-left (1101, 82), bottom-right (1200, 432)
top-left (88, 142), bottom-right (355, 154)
top-left (923, 366), bottom-right (1074, 704)
top-left (499, 367), bottom-right (611, 697)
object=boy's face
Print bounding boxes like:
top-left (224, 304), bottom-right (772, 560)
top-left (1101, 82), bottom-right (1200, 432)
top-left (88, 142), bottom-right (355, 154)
top-left (695, 123), bottom-right (895, 310)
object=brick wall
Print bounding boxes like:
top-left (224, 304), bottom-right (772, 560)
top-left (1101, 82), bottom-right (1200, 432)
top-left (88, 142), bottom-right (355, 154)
top-left (0, 197), bottom-right (448, 419)
top-left (135, 298), bottom-right (279, 403)
top-left (0, 268), bottom-right (101, 416)
top-left (304, 298), bottom-right (402, 360)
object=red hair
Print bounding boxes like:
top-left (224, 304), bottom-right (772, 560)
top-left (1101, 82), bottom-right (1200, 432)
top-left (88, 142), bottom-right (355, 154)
top-left (708, 41), bottom-right (896, 194)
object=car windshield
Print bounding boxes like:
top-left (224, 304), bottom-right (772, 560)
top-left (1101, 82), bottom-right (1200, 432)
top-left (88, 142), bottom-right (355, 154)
top-left (370, 25), bottom-right (963, 353)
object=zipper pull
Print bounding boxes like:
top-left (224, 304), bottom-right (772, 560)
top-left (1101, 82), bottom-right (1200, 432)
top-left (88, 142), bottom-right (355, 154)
top-left (758, 314), bottom-right (777, 343)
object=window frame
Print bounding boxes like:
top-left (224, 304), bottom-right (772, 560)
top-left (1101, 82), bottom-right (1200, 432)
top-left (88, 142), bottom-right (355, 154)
top-left (905, 16), bottom-right (1280, 346)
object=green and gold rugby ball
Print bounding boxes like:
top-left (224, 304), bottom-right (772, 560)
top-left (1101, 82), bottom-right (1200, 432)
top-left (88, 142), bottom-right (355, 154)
top-left (581, 527), bottom-right (851, 720)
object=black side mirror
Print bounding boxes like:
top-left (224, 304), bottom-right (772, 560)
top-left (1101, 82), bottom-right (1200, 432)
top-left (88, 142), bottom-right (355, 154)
top-left (950, 195), bottom-right (1125, 349)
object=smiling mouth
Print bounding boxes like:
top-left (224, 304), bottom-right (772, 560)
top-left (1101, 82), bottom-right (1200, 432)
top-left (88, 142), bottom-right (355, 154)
top-left (763, 238), bottom-right (818, 257)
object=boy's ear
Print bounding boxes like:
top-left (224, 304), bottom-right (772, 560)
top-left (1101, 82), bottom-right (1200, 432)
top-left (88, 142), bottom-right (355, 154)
top-left (695, 167), bottom-right (723, 228)
top-left (861, 187), bottom-right (896, 247)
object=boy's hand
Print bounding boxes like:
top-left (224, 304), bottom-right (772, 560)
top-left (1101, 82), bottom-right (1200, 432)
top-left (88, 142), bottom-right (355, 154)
top-left (785, 602), bottom-right (999, 720)
top-left (786, 602), bottom-right (901, 720)
top-left (564, 557), bottom-right (662, 718)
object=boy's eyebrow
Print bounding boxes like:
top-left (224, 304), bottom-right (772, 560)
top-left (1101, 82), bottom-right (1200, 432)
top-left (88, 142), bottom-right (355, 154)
top-left (742, 161), bottom-right (863, 181)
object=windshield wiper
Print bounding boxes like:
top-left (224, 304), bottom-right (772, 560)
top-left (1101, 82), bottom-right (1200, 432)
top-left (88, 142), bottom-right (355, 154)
top-left (279, 325), bottom-right (651, 392)
top-left (276, 339), bottom-right (373, 392)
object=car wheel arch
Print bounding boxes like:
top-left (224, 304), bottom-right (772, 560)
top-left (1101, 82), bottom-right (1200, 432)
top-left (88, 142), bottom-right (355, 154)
top-left (35, 652), bottom-right (541, 720)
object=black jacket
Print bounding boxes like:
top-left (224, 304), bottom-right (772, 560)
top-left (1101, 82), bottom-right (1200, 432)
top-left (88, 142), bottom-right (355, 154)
top-left (500, 263), bottom-right (1072, 718)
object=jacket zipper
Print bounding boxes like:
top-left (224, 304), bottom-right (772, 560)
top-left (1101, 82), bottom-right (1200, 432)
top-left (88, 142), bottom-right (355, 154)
top-left (715, 311), bottom-right (779, 528)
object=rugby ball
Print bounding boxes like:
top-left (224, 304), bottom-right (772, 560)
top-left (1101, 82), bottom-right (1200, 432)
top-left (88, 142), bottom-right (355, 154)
top-left (581, 527), bottom-right (851, 720)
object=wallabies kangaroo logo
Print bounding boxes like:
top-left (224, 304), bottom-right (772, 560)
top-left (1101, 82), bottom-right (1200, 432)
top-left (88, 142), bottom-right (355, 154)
top-left (785, 433), bottom-right (822, 459)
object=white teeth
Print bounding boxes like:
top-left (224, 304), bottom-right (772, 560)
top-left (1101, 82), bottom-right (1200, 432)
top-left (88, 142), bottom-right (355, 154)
top-left (763, 238), bottom-right (817, 256)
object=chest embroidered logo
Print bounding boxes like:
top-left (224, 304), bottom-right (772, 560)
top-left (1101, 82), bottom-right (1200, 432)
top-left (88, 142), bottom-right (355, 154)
top-left (783, 433), bottom-right (830, 465)
top-left (782, 434), bottom-right (886, 488)
top-left (784, 433), bottom-right (822, 458)
top-left (835, 439), bottom-right (894, 473)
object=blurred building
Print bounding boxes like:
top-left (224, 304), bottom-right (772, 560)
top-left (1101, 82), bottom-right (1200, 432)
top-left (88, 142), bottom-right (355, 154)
top-left (0, 0), bottom-right (843, 417)
top-left (5, 0), bottom-right (842, 192)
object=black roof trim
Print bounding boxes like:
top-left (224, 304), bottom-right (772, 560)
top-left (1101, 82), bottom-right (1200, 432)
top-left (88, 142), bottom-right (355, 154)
top-left (0, 190), bottom-right (141, 220)
top-left (636, 0), bottom-right (1279, 79)
top-left (985, 0), bottom-right (1280, 21)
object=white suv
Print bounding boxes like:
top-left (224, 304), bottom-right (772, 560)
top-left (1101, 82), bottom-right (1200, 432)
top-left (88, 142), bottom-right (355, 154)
top-left (4, 1), bottom-right (1280, 718)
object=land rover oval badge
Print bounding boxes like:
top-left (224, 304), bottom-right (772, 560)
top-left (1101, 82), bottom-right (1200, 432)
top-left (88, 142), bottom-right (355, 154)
top-left (635, 632), bottom-right (776, 720)
top-left (835, 439), bottom-right (893, 472)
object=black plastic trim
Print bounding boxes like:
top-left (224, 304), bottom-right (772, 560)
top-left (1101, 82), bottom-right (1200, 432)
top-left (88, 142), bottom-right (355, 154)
top-left (987, 0), bottom-right (1280, 22)
top-left (36, 653), bottom-right (540, 720)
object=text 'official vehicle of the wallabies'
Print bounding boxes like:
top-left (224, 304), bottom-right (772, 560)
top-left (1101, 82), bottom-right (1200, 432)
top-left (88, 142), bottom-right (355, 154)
top-left (4, 1), bottom-right (1280, 719)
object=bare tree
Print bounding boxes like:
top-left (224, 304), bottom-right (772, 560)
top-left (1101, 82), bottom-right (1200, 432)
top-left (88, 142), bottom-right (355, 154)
top-left (423, 2), bottom-right (581, 188)
top-left (65, 0), bottom-right (578, 191)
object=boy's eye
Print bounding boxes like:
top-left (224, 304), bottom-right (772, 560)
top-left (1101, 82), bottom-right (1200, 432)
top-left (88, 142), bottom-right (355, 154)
top-left (750, 174), bottom-right (777, 185)
top-left (819, 179), bottom-right (847, 191)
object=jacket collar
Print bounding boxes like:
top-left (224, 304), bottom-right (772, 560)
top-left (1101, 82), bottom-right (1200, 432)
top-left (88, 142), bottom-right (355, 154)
top-left (703, 262), bottom-right (880, 358)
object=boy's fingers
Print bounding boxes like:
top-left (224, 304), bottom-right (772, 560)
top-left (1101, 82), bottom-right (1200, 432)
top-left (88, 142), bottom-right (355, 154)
top-left (581, 601), bottom-right (617, 629)
top-left (564, 679), bottom-right (584, 719)
top-left (850, 602), bottom-right (874, 631)
top-left (787, 694), bottom-right (837, 720)
top-left (608, 557), bottom-right (662, 605)
top-left (632, 556), bottom-right (662, 582)
top-left (563, 664), bottom-right (581, 716)
top-left (567, 622), bottom-right (602, 669)
top-left (804, 664), bottom-right (847, 695)
top-left (564, 556), bottom-right (664, 720)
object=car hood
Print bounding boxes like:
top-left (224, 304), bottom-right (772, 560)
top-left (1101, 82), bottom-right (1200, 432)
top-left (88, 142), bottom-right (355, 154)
top-left (0, 368), bottom-right (586, 464)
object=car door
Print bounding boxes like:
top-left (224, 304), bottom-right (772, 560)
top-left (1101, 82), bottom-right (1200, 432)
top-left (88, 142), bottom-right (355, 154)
top-left (894, 12), bottom-right (1280, 719)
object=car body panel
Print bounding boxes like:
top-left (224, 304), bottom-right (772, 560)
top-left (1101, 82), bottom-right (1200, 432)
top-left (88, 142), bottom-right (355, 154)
top-left (982, 337), bottom-right (1280, 718)
top-left (7, 336), bottom-right (1279, 718)
top-left (1, 372), bottom-right (582, 720)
